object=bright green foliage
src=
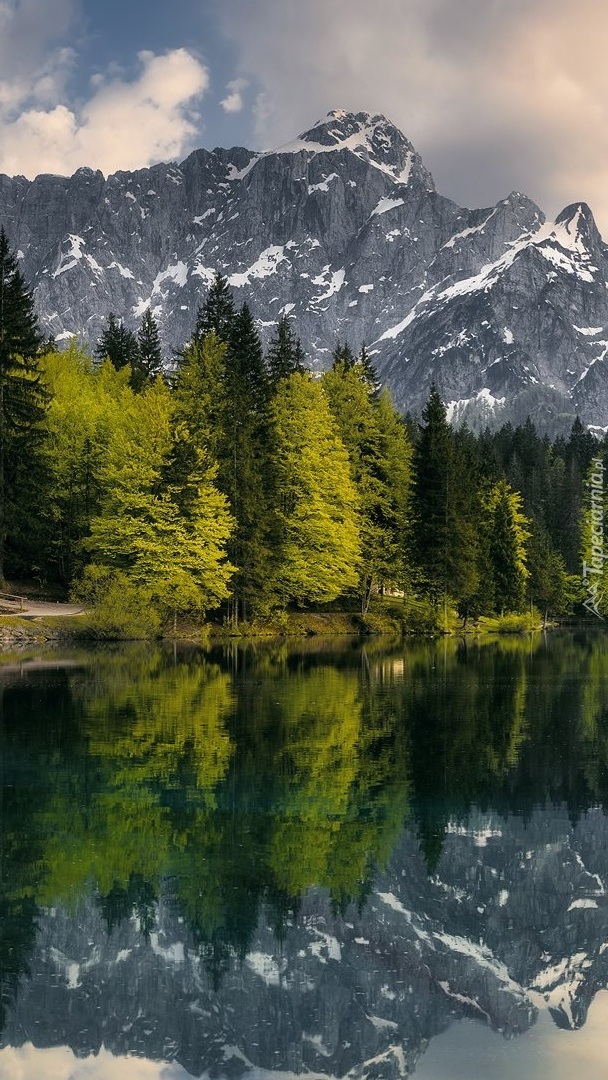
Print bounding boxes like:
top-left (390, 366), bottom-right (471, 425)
top-left (82, 378), bottom-right (234, 625)
top-left (483, 478), bottom-right (530, 613)
top-left (322, 361), bottom-right (412, 611)
top-left (269, 372), bottom-right (360, 605)
top-left (266, 315), bottom-right (305, 384)
top-left (41, 345), bottom-right (132, 583)
top-left (0, 227), bottom-right (48, 582)
top-left (194, 272), bottom-right (236, 343)
top-left (173, 331), bottom-right (226, 458)
top-left (135, 309), bottom-right (164, 387)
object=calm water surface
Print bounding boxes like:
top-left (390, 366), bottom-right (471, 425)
top-left (1, 633), bottom-right (608, 1078)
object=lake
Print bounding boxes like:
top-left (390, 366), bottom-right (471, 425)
top-left (1, 632), bottom-right (608, 1078)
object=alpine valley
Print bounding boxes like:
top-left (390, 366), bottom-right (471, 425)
top-left (2, 108), bottom-right (608, 432)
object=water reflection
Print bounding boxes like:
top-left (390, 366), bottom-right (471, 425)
top-left (2, 634), bottom-right (608, 1076)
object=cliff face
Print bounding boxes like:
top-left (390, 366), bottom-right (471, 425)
top-left (3, 108), bottom-right (608, 431)
top-left (4, 808), bottom-right (608, 1079)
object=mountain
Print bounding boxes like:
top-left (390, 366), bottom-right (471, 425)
top-left (2, 108), bottom-right (608, 431)
top-left (4, 808), bottom-right (608, 1078)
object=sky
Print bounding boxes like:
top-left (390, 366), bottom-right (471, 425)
top-left (2, 0), bottom-right (608, 232)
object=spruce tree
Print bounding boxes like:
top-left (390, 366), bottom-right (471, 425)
top-left (357, 344), bottom-right (381, 398)
top-left (410, 386), bottom-right (480, 617)
top-left (220, 303), bottom-right (272, 622)
top-left (331, 340), bottom-right (356, 369)
top-left (194, 273), bottom-right (236, 344)
top-left (0, 227), bottom-right (47, 583)
top-left (95, 314), bottom-right (139, 376)
top-left (266, 315), bottom-right (305, 385)
top-left (136, 309), bottom-right (164, 386)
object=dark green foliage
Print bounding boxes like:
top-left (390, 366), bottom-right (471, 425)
top-left (332, 340), bottom-right (356, 369)
top-left (194, 273), bottom-right (237, 344)
top-left (410, 387), bottom-right (480, 612)
top-left (95, 313), bottom-right (139, 376)
top-left (0, 227), bottom-right (48, 582)
top-left (357, 344), bottom-right (381, 398)
top-left (220, 304), bottom-right (273, 621)
top-left (266, 315), bottom-right (305, 384)
top-left (135, 309), bottom-right (164, 387)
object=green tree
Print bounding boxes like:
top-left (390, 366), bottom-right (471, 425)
top-left (269, 372), bottom-right (361, 605)
top-left (484, 478), bottom-right (530, 613)
top-left (0, 227), bottom-right (47, 583)
top-left (95, 313), bottom-right (139, 377)
top-left (220, 303), bottom-right (273, 621)
top-left (266, 315), bottom-right (305, 385)
top-left (40, 344), bottom-right (132, 584)
top-left (194, 272), bottom-right (236, 344)
top-left (173, 331), bottom-right (226, 459)
top-left (81, 379), bottom-right (234, 628)
top-left (322, 361), bottom-right (412, 611)
top-left (135, 308), bottom-right (164, 387)
top-left (410, 386), bottom-right (479, 616)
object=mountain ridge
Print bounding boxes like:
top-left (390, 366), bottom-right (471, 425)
top-left (2, 108), bottom-right (607, 433)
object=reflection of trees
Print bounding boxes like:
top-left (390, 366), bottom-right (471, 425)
top-left (7, 633), bottom-right (608, 1014)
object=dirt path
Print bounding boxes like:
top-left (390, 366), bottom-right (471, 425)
top-left (0, 599), bottom-right (85, 617)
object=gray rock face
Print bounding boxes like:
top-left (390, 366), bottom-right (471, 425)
top-left (4, 808), bottom-right (608, 1078)
top-left (3, 108), bottom-right (608, 431)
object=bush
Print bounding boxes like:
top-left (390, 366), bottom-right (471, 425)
top-left (72, 566), bottom-right (161, 639)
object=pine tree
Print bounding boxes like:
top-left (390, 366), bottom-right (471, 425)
top-left (357, 344), bottom-right (381, 398)
top-left (410, 386), bottom-right (480, 617)
top-left (331, 340), bottom-right (356, 369)
top-left (266, 315), bottom-right (305, 385)
top-left (0, 227), bottom-right (47, 583)
top-left (194, 273), bottom-right (236, 344)
top-left (484, 479), bottom-right (530, 613)
top-left (219, 304), bottom-right (272, 621)
top-left (95, 313), bottom-right (139, 377)
top-left (135, 309), bottom-right (163, 387)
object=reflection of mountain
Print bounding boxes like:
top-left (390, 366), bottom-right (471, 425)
top-left (3, 636), bottom-right (608, 1075)
top-left (4, 809), bottom-right (608, 1078)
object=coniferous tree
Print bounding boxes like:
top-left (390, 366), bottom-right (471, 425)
top-left (331, 340), bottom-right (356, 369)
top-left (410, 386), bottom-right (480, 617)
top-left (95, 314), bottom-right (139, 377)
top-left (357, 344), bottom-right (381, 398)
top-left (194, 273), bottom-right (236, 344)
top-left (220, 303), bottom-right (272, 621)
top-left (135, 309), bottom-right (164, 387)
top-left (0, 227), bottom-right (47, 583)
top-left (484, 479), bottom-right (530, 613)
top-left (323, 360), bottom-right (412, 612)
top-left (266, 315), bottom-right (305, 385)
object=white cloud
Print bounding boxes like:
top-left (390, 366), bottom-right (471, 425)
top-left (220, 77), bottom-right (247, 114)
top-left (217, 0), bottom-right (608, 235)
top-left (0, 48), bottom-right (210, 176)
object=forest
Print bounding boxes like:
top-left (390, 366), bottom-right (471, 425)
top-left (0, 226), bottom-right (605, 634)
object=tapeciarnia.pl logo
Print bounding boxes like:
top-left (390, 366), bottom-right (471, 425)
top-left (582, 457), bottom-right (605, 618)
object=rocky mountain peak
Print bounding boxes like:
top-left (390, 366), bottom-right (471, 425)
top-left (275, 109), bottom-right (435, 189)
top-left (554, 201), bottom-right (605, 253)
